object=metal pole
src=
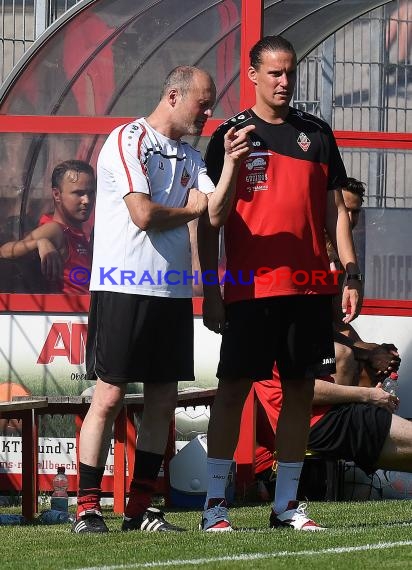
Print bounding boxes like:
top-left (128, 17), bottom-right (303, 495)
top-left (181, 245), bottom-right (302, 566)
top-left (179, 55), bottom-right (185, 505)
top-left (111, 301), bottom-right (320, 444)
top-left (320, 36), bottom-right (334, 125)
top-left (47, 0), bottom-right (59, 27)
top-left (240, 0), bottom-right (263, 109)
top-left (34, 0), bottom-right (47, 39)
top-left (369, 9), bottom-right (385, 207)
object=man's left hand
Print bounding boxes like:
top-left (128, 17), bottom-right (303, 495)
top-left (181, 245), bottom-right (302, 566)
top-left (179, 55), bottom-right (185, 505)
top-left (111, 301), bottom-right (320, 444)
top-left (366, 344), bottom-right (401, 381)
top-left (341, 279), bottom-right (363, 323)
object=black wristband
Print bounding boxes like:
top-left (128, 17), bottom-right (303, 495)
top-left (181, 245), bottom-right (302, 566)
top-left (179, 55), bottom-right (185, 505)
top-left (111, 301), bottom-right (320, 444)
top-left (346, 273), bottom-right (363, 282)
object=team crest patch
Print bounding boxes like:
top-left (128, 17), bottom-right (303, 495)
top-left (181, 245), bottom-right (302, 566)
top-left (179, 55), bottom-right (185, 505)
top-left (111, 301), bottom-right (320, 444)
top-left (297, 132), bottom-right (311, 152)
top-left (76, 243), bottom-right (88, 256)
top-left (181, 167), bottom-right (190, 187)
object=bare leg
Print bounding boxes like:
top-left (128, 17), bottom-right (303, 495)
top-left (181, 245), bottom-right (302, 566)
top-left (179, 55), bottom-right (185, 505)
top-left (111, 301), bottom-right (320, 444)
top-left (79, 379), bottom-right (126, 467)
top-left (276, 378), bottom-right (314, 462)
top-left (202, 378), bottom-right (253, 529)
top-left (137, 382), bottom-right (178, 454)
top-left (272, 378), bottom-right (315, 516)
top-left (376, 414), bottom-right (412, 471)
top-left (207, 378), bottom-right (253, 458)
top-left (124, 382), bottom-right (178, 521)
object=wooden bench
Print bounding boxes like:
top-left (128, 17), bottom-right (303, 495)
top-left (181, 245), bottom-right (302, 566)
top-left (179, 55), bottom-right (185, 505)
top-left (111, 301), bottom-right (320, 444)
top-left (0, 399), bottom-right (48, 520)
top-left (11, 388), bottom-right (216, 515)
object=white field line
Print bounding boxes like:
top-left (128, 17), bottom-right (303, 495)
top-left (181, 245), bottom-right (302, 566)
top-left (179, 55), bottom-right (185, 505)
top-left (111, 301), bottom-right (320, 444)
top-left (72, 540), bottom-right (412, 570)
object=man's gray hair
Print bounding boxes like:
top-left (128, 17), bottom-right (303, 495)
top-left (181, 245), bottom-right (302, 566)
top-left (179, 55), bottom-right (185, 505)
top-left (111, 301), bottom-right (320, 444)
top-left (161, 66), bottom-right (202, 99)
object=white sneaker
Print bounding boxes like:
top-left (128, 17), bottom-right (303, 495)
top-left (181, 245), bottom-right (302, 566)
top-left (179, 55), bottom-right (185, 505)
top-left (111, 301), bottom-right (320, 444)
top-left (270, 501), bottom-right (326, 531)
top-left (200, 499), bottom-right (233, 532)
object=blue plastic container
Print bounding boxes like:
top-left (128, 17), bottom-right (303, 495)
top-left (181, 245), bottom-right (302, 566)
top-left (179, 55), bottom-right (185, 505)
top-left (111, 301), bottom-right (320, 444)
top-left (0, 514), bottom-right (27, 525)
top-left (37, 509), bottom-right (74, 524)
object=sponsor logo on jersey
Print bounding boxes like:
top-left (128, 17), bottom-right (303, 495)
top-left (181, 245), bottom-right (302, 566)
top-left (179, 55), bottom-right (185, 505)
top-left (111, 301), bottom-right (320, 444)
top-left (297, 132), bottom-right (311, 151)
top-left (227, 113), bottom-right (247, 125)
top-left (322, 357), bottom-right (336, 365)
top-left (246, 173), bottom-right (268, 184)
top-left (180, 167), bottom-right (190, 187)
top-left (244, 153), bottom-right (269, 192)
top-left (245, 156), bottom-right (267, 171)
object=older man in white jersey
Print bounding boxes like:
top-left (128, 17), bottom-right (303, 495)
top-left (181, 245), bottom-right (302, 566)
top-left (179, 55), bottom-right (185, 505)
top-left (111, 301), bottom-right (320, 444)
top-left (72, 66), bottom-right (254, 533)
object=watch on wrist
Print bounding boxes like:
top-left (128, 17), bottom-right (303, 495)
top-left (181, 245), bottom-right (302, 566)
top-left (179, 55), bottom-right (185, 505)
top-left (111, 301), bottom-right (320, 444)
top-left (346, 273), bottom-right (363, 282)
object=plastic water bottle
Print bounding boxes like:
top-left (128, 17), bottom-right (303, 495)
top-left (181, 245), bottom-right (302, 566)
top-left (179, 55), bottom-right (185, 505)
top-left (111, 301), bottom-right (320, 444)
top-left (50, 466), bottom-right (69, 512)
top-left (382, 372), bottom-right (399, 396)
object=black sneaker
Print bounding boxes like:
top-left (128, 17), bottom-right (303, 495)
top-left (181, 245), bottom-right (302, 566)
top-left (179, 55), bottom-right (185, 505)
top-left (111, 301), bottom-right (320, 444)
top-left (72, 510), bottom-right (109, 533)
top-left (121, 507), bottom-right (185, 532)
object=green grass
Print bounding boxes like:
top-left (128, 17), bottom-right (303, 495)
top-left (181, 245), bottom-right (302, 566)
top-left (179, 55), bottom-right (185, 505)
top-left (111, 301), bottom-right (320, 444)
top-left (1, 500), bottom-right (412, 569)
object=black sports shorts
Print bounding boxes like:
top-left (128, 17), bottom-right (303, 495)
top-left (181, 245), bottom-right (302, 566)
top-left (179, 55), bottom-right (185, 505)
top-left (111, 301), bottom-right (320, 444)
top-left (217, 295), bottom-right (335, 381)
top-left (308, 403), bottom-right (392, 474)
top-left (86, 291), bottom-right (194, 384)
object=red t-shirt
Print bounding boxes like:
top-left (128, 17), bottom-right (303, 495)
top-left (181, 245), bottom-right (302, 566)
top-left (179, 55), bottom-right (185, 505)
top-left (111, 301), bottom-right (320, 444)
top-left (255, 370), bottom-right (333, 432)
top-left (39, 214), bottom-right (92, 294)
top-left (205, 108), bottom-right (347, 303)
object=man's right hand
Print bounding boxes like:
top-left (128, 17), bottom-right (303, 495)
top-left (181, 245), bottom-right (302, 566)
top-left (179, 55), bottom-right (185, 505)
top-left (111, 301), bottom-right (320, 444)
top-left (223, 125), bottom-right (255, 162)
top-left (367, 382), bottom-right (399, 413)
top-left (185, 187), bottom-right (208, 218)
top-left (38, 238), bottom-right (63, 282)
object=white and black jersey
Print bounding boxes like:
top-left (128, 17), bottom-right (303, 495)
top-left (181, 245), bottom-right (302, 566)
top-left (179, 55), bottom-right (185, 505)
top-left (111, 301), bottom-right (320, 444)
top-left (90, 118), bottom-right (215, 297)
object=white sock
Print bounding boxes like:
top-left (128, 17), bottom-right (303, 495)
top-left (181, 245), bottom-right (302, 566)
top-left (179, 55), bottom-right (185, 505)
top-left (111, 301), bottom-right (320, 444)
top-left (204, 457), bottom-right (233, 508)
top-left (272, 461), bottom-right (303, 515)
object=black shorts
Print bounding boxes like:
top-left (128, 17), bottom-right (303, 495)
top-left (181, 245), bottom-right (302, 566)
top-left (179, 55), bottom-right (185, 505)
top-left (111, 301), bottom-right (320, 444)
top-left (86, 291), bottom-right (194, 384)
top-left (217, 295), bottom-right (335, 381)
top-left (308, 403), bottom-right (392, 474)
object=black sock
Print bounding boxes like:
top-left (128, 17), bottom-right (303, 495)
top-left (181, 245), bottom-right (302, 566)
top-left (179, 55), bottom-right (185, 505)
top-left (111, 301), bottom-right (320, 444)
top-left (132, 450), bottom-right (163, 481)
top-left (78, 462), bottom-right (105, 497)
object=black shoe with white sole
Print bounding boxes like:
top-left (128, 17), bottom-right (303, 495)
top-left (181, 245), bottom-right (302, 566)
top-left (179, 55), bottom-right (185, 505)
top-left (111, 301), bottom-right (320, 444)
top-left (121, 507), bottom-right (185, 532)
top-left (72, 509), bottom-right (109, 533)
